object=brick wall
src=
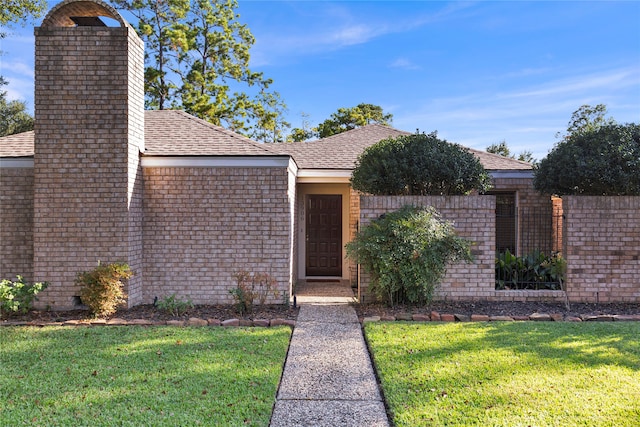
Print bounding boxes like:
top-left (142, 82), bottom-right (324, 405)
top-left (142, 167), bottom-right (293, 305)
top-left (357, 195), bottom-right (567, 303)
top-left (0, 167), bottom-right (34, 280)
top-left (348, 188), bottom-right (360, 289)
top-left (32, 23), bottom-right (144, 309)
top-left (563, 196), bottom-right (640, 303)
top-left (358, 196), bottom-right (496, 302)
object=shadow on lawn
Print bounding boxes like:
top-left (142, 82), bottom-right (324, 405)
top-left (368, 321), bottom-right (640, 373)
top-left (0, 326), bottom-right (289, 426)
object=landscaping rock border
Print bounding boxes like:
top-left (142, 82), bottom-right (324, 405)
top-left (0, 317), bottom-right (296, 328)
top-left (361, 312), bottom-right (640, 324)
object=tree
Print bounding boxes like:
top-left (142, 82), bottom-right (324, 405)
top-left (556, 104), bottom-right (616, 140)
top-left (487, 140), bottom-right (535, 164)
top-left (111, 0), bottom-right (288, 138)
top-left (534, 123), bottom-right (640, 196)
top-left (0, 0), bottom-right (46, 27)
top-left (317, 103), bottom-right (392, 138)
top-left (1, 82), bottom-right (34, 136)
top-left (351, 131), bottom-right (491, 196)
top-left (486, 140), bottom-right (511, 158)
top-left (0, 0), bottom-right (45, 134)
top-left (289, 103), bottom-right (392, 141)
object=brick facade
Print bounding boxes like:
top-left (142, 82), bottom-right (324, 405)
top-left (32, 11), bottom-right (144, 309)
top-left (0, 167), bottom-right (34, 280)
top-left (357, 195), bottom-right (566, 303)
top-left (142, 167), bottom-right (294, 305)
top-left (563, 196), bottom-right (640, 302)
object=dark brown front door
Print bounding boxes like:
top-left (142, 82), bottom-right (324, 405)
top-left (306, 195), bottom-right (342, 276)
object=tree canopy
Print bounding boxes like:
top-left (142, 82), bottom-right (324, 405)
top-left (0, 0), bottom-right (46, 27)
top-left (0, 90), bottom-right (34, 136)
top-left (534, 123), bottom-right (640, 196)
top-left (111, 0), bottom-right (288, 142)
top-left (351, 132), bottom-right (491, 196)
top-left (486, 140), bottom-right (535, 164)
top-left (288, 103), bottom-right (392, 141)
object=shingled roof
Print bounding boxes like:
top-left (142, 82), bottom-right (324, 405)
top-left (1, 113), bottom-right (532, 171)
top-left (0, 131), bottom-right (35, 157)
top-left (0, 110), bottom-right (278, 158)
top-left (275, 124), bottom-right (533, 171)
top-left (144, 110), bottom-right (277, 156)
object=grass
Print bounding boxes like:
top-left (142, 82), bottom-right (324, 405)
top-left (0, 326), bottom-right (291, 426)
top-left (365, 321), bottom-right (640, 427)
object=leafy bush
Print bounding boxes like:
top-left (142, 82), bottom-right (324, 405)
top-left (0, 276), bottom-right (48, 319)
top-left (351, 132), bottom-right (491, 195)
top-left (495, 249), bottom-right (566, 290)
top-left (534, 123), bottom-right (640, 195)
top-left (76, 262), bottom-right (132, 317)
top-left (346, 205), bottom-right (474, 306)
top-left (156, 293), bottom-right (194, 316)
top-left (230, 271), bottom-right (280, 315)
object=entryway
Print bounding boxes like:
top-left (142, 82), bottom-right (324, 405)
top-left (295, 280), bottom-right (356, 304)
top-left (305, 194), bottom-right (343, 277)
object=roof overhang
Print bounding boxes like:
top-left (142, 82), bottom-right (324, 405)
top-left (0, 157), bottom-right (34, 168)
top-left (141, 155), bottom-right (293, 169)
top-left (490, 170), bottom-right (534, 179)
top-left (296, 169), bottom-right (352, 183)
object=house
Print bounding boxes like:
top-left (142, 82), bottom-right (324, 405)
top-left (0, 0), bottom-right (554, 309)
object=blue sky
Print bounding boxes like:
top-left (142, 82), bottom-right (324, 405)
top-left (1, 1), bottom-right (639, 160)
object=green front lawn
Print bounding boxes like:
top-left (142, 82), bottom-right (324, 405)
top-left (365, 321), bottom-right (640, 427)
top-left (0, 326), bottom-right (291, 426)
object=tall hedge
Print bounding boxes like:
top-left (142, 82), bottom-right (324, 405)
top-left (350, 132), bottom-right (491, 195)
top-left (534, 123), bottom-right (640, 196)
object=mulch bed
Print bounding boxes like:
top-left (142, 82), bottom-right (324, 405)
top-left (353, 300), bottom-right (640, 320)
top-left (3, 304), bottom-right (299, 324)
top-left (3, 301), bottom-right (639, 325)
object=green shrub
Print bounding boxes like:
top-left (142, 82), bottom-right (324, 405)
top-left (0, 276), bottom-right (48, 319)
top-left (534, 123), bottom-right (640, 195)
top-left (495, 249), bottom-right (566, 290)
top-left (346, 205), bottom-right (474, 306)
top-left (230, 271), bottom-right (280, 315)
top-left (156, 293), bottom-right (194, 316)
top-left (76, 262), bottom-right (132, 317)
top-left (351, 132), bottom-right (491, 196)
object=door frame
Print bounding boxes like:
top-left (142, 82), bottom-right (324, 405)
top-left (297, 183), bottom-right (351, 281)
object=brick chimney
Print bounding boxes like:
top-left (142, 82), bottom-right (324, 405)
top-left (33, 0), bottom-right (144, 309)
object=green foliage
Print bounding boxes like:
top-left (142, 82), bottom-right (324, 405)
top-left (351, 132), bottom-right (492, 195)
top-left (495, 249), bottom-right (566, 290)
top-left (486, 140), bottom-right (536, 164)
top-left (0, 89), bottom-right (34, 136)
top-left (0, 276), bottom-right (48, 319)
top-left (156, 293), bottom-right (194, 316)
top-left (111, 0), bottom-right (288, 141)
top-left (76, 262), bottom-right (133, 317)
top-left (346, 205), bottom-right (474, 306)
top-left (0, 0), bottom-right (46, 26)
top-left (534, 123), bottom-right (640, 195)
top-left (556, 103), bottom-right (616, 140)
top-left (230, 271), bottom-right (280, 315)
top-left (316, 103), bottom-right (393, 138)
top-left (288, 103), bottom-right (392, 141)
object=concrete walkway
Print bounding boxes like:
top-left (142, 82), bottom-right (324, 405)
top-left (270, 304), bottom-right (390, 427)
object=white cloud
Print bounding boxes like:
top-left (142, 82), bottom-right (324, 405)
top-left (389, 58), bottom-right (421, 70)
